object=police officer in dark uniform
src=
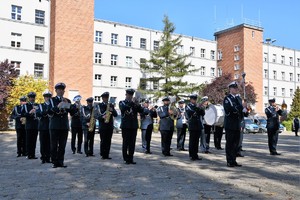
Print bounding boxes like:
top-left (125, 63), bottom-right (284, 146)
top-left (186, 94), bottom-right (205, 161)
top-left (176, 100), bottom-right (188, 151)
top-left (70, 95), bottom-right (83, 154)
top-left (11, 96), bottom-right (27, 157)
top-left (97, 92), bottom-right (118, 159)
top-left (47, 82), bottom-right (72, 168)
top-left (119, 89), bottom-right (144, 164)
top-left (223, 81), bottom-right (247, 167)
top-left (36, 91), bottom-right (52, 164)
top-left (157, 97), bottom-right (176, 156)
top-left (140, 99), bottom-right (157, 154)
top-left (265, 98), bottom-right (283, 155)
top-left (81, 97), bottom-right (96, 157)
top-left (21, 92), bottom-right (39, 159)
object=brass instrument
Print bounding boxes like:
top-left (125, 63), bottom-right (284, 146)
top-left (88, 105), bottom-right (96, 132)
top-left (169, 96), bottom-right (178, 120)
top-left (104, 103), bottom-right (111, 123)
top-left (20, 117), bottom-right (26, 125)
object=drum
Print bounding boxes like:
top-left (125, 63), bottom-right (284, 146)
top-left (204, 104), bottom-right (225, 126)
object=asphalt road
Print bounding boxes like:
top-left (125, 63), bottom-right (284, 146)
top-left (0, 131), bottom-right (299, 199)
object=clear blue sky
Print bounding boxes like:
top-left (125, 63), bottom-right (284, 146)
top-left (95, 0), bottom-right (299, 50)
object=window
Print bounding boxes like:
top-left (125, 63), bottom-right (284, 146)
top-left (177, 45), bottom-right (184, 55)
top-left (126, 36), bottom-right (132, 47)
top-left (140, 58), bottom-right (146, 66)
top-left (153, 81), bottom-right (159, 90)
top-left (95, 52), bottom-right (102, 64)
top-left (234, 45), bottom-right (240, 52)
top-left (94, 74), bottom-right (102, 85)
top-left (234, 73), bottom-right (239, 79)
top-left (111, 54), bottom-right (117, 66)
top-left (189, 65), bottom-right (195, 75)
top-left (264, 87), bottom-right (268, 95)
top-left (200, 49), bottom-right (205, 58)
top-left (282, 88), bottom-right (285, 97)
top-left (273, 70), bottom-right (277, 79)
top-left (190, 47), bottom-right (195, 56)
top-left (272, 54), bottom-right (276, 63)
top-left (290, 89), bottom-right (294, 97)
top-left (281, 56), bottom-right (285, 64)
top-left (153, 41), bottom-right (159, 50)
top-left (264, 69), bottom-right (268, 78)
top-left (289, 73), bottom-right (293, 81)
top-left (11, 61), bottom-right (21, 76)
top-left (297, 58), bottom-right (300, 67)
top-left (234, 64), bottom-right (240, 70)
top-left (140, 38), bottom-right (146, 49)
top-left (234, 54), bottom-right (240, 61)
top-left (35, 36), bottom-right (44, 51)
top-left (126, 56), bottom-right (132, 67)
top-left (34, 63), bottom-right (44, 78)
top-left (273, 87), bottom-right (277, 96)
top-left (94, 96), bottom-right (101, 102)
top-left (200, 66), bottom-right (205, 76)
top-left (289, 57), bottom-right (293, 66)
top-left (217, 50), bottom-right (222, 60)
top-left (281, 72), bottom-right (285, 80)
top-left (111, 33), bottom-right (118, 45)
top-left (298, 74), bottom-right (300, 82)
top-left (264, 53), bottom-right (268, 62)
top-left (95, 31), bottom-right (102, 42)
top-left (110, 76), bottom-right (117, 87)
top-left (11, 33), bottom-right (22, 47)
top-left (35, 10), bottom-right (45, 24)
top-left (11, 5), bottom-right (22, 20)
top-left (210, 68), bottom-right (215, 76)
top-left (210, 50), bottom-right (215, 60)
top-left (217, 68), bottom-right (222, 77)
top-left (125, 77), bottom-right (132, 88)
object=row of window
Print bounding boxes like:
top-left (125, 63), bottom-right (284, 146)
top-left (11, 61), bottom-right (44, 78)
top-left (94, 74), bottom-right (132, 88)
top-left (264, 87), bottom-right (294, 97)
top-left (11, 32), bottom-right (45, 51)
top-left (263, 69), bottom-right (300, 82)
top-left (264, 53), bottom-right (300, 66)
top-left (11, 5), bottom-right (45, 25)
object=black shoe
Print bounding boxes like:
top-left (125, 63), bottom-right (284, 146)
top-left (27, 156), bottom-right (38, 159)
top-left (72, 151), bottom-right (75, 154)
top-left (102, 156), bottom-right (112, 160)
top-left (236, 153), bottom-right (244, 157)
top-left (89, 154), bottom-right (95, 157)
top-left (191, 157), bottom-right (202, 161)
top-left (204, 151), bottom-right (211, 154)
top-left (85, 154), bottom-right (89, 157)
top-left (145, 151), bottom-right (152, 154)
top-left (234, 162), bottom-right (242, 167)
top-left (45, 159), bottom-right (51, 163)
top-left (270, 152), bottom-right (281, 155)
top-left (130, 161), bottom-right (136, 164)
top-left (41, 160), bottom-right (46, 164)
top-left (216, 147), bottom-right (223, 150)
top-left (57, 163), bottom-right (67, 168)
top-left (125, 161), bottom-right (130, 164)
top-left (17, 154), bottom-right (21, 157)
top-left (52, 164), bottom-right (58, 168)
top-left (165, 153), bottom-right (173, 157)
top-left (227, 163), bottom-right (235, 167)
top-left (77, 151), bottom-right (83, 154)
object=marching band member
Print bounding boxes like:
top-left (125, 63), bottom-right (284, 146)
top-left (81, 97), bottom-right (96, 157)
top-left (70, 95), bottom-right (83, 154)
top-left (21, 92), bottom-right (39, 159)
top-left (200, 96), bottom-right (211, 154)
top-left (97, 92), bottom-right (118, 160)
top-left (11, 96), bottom-right (27, 157)
top-left (223, 81), bottom-right (247, 167)
top-left (265, 98), bottom-right (283, 155)
top-left (176, 100), bottom-right (187, 151)
top-left (140, 99), bottom-right (157, 154)
top-left (186, 94), bottom-right (205, 161)
top-left (157, 97), bottom-right (175, 157)
top-left (47, 82), bottom-right (72, 168)
top-left (119, 89), bottom-right (144, 164)
top-left (36, 91), bottom-right (52, 164)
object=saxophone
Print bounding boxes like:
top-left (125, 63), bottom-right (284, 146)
top-left (104, 103), bottom-right (111, 123)
top-left (88, 106), bottom-right (95, 132)
top-left (169, 96), bottom-right (178, 120)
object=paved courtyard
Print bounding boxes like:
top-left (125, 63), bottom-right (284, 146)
top-left (0, 130), bottom-right (299, 199)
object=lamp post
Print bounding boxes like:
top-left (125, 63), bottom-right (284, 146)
top-left (242, 72), bottom-right (246, 100)
top-left (265, 38), bottom-right (276, 102)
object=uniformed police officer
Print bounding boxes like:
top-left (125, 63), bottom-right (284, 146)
top-left (70, 95), bottom-right (83, 154)
top-left (223, 81), bottom-right (247, 167)
top-left (97, 92), bottom-right (118, 159)
top-left (47, 82), bottom-right (72, 168)
top-left (176, 100), bottom-right (188, 151)
top-left (81, 97), bottom-right (96, 157)
top-left (186, 94), bottom-right (205, 161)
top-left (36, 91), bottom-right (52, 164)
top-left (119, 89), bottom-right (144, 164)
top-left (157, 97), bottom-right (176, 156)
top-left (11, 96), bottom-right (27, 157)
top-left (140, 99), bottom-right (157, 154)
top-left (21, 92), bottom-right (39, 159)
top-left (265, 98), bottom-right (283, 155)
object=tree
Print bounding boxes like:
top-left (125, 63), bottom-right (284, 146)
top-left (287, 86), bottom-right (300, 120)
top-left (0, 59), bottom-right (18, 130)
top-left (201, 73), bottom-right (257, 105)
top-left (139, 15), bottom-right (199, 100)
top-left (6, 74), bottom-right (49, 115)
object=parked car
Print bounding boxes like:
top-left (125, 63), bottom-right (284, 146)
top-left (243, 118), bottom-right (259, 134)
top-left (254, 118), bottom-right (285, 133)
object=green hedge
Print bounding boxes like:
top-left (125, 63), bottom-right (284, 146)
top-left (282, 120), bottom-right (293, 131)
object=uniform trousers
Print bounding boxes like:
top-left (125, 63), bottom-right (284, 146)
top-left (71, 126), bottom-right (83, 152)
top-left (189, 130), bottom-right (200, 159)
top-left (177, 124), bottom-right (187, 150)
top-left (225, 129), bottom-right (240, 164)
top-left (160, 130), bottom-right (173, 155)
top-left (83, 129), bottom-right (95, 156)
top-left (214, 126), bottom-right (223, 149)
top-left (26, 129), bottom-right (38, 157)
top-left (122, 128), bottom-right (137, 162)
top-left (267, 128), bottom-right (279, 153)
top-left (50, 129), bottom-right (68, 165)
top-left (16, 128), bottom-right (26, 155)
top-left (204, 124), bottom-right (212, 151)
top-left (39, 130), bottom-right (51, 161)
top-left (99, 129), bottom-right (113, 158)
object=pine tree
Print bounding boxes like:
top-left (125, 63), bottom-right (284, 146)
top-left (139, 15), bottom-right (199, 101)
top-left (288, 86), bottom-right (300, 120)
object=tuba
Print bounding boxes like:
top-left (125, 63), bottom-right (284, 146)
top-left (88, 105), bottom-right (96, 132)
